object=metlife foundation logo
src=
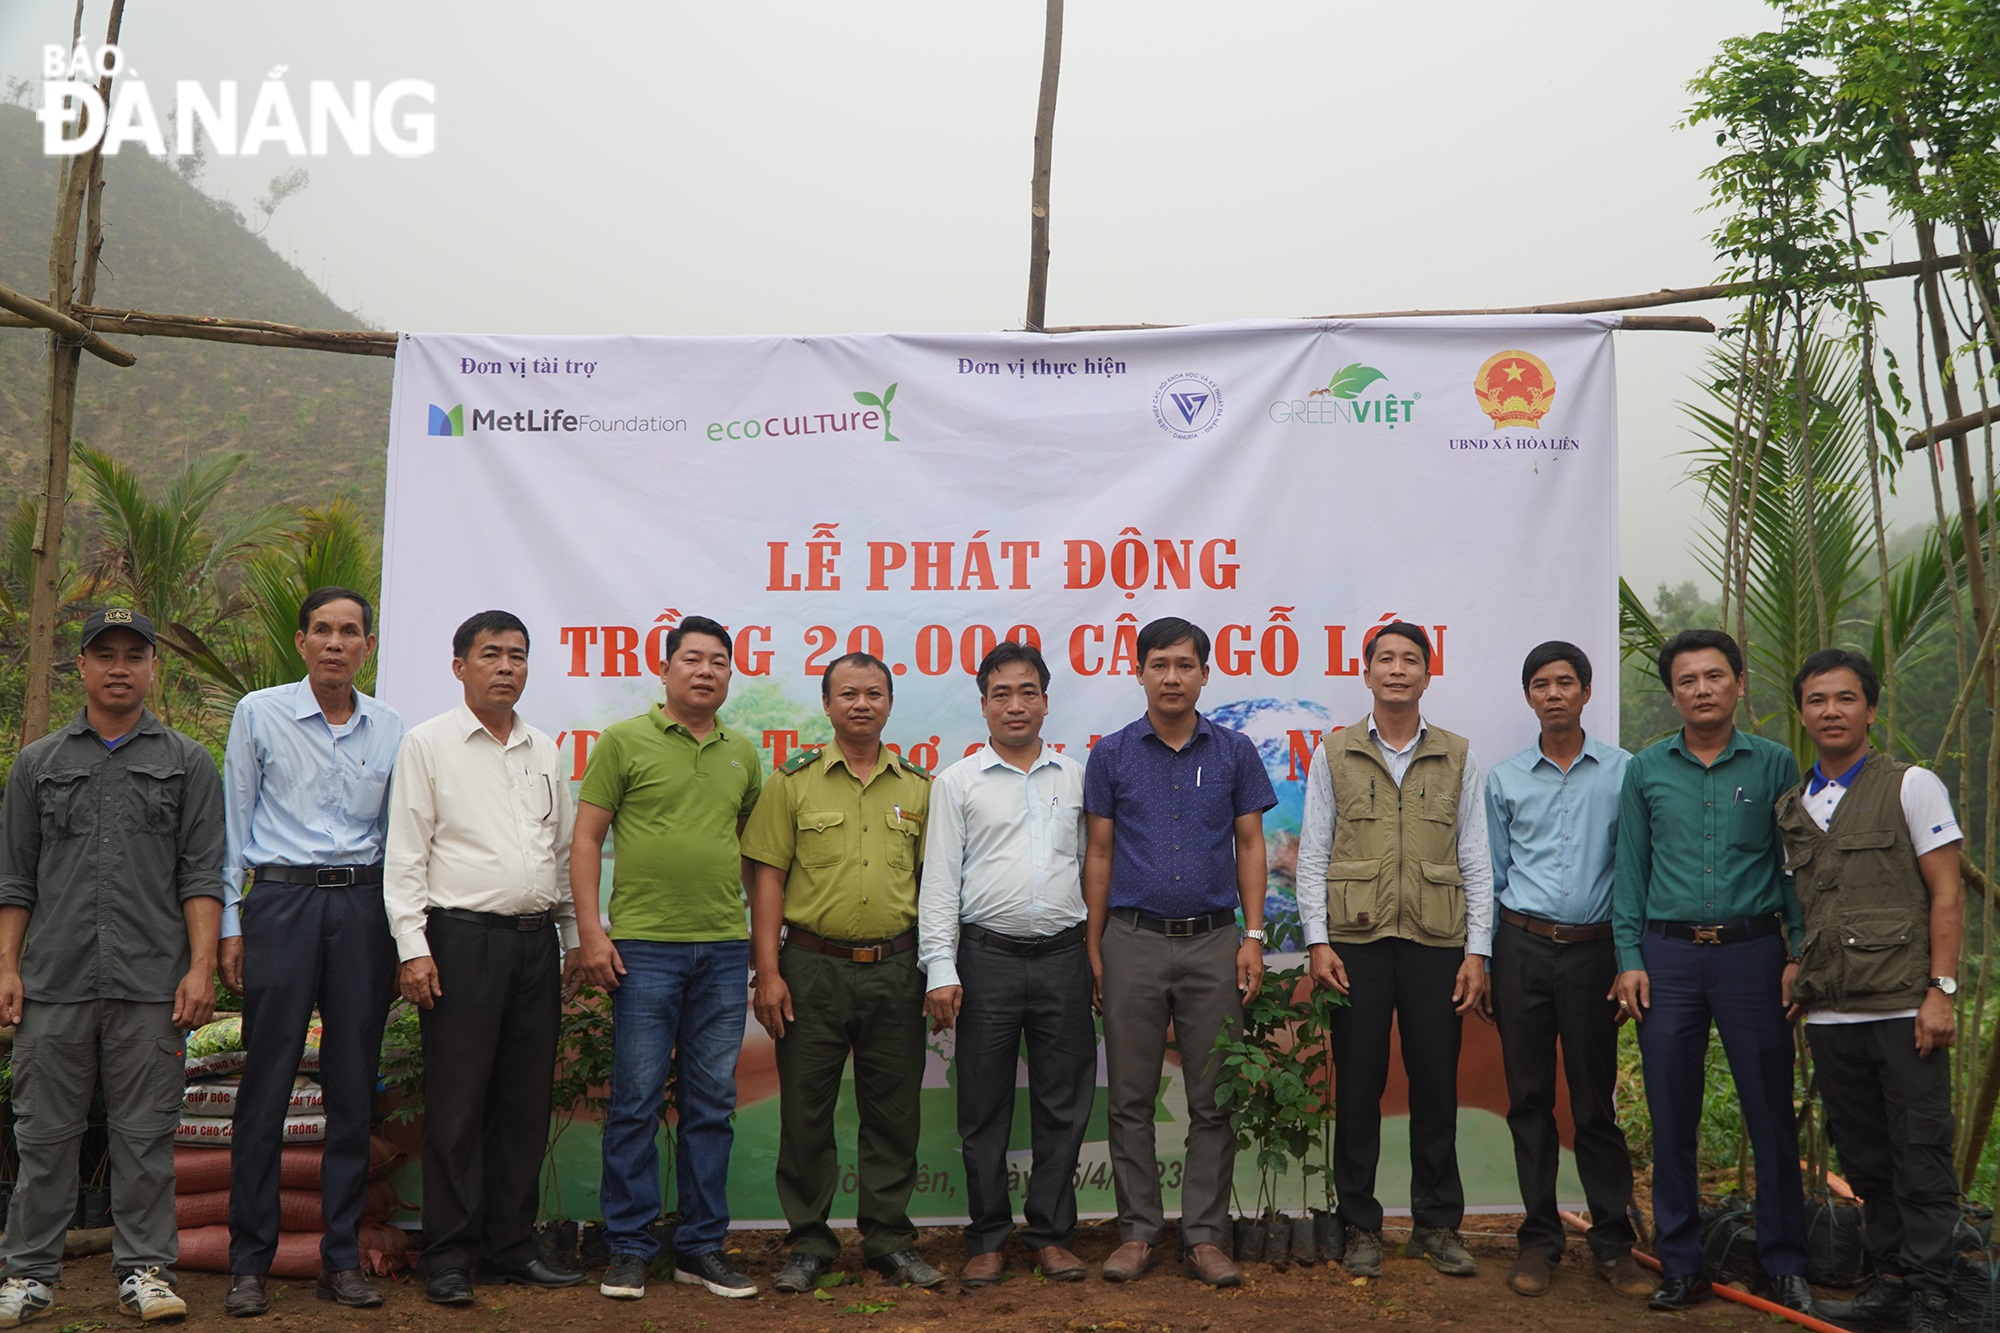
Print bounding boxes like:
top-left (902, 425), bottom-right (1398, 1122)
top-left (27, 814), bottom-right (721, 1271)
top-left (425, 402), bottom-right (687, 438)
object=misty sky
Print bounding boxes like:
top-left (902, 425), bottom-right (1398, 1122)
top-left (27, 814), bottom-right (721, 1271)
top-left (0, 0), bottom-right (1951, 599)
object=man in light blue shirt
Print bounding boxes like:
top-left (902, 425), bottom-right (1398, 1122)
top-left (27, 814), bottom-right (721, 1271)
top-left (919, 641), bottom-right (1093, 1290)
top-left (1484, 641), bottom-right (1647, 1300)
top-left (217, 587), bottom-right (404, 1318)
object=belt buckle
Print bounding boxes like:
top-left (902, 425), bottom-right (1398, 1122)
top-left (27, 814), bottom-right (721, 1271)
top-left (516, 913), bottom-right (543, 932)
top-left (1691, 924), bottom-right (1723, 945)
top-left (315, 867), bottom-right (354, 888)
top-left (1548, 922), bottom-right (1573, 944)
top-left (849, 944), bottom-right (884, 963)
top-left (1162, 917), bottom-right (1194, 938)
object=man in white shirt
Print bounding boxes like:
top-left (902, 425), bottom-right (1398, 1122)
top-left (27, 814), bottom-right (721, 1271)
top-left (383, 610), bottom-right (583, 1306)
top-left (918, 642), bottom-right (1092, 1290)
top-left (1295, 621), bottom-right (1492, 1280)
top-left (1777, 649), bottom-right (1963, 1333)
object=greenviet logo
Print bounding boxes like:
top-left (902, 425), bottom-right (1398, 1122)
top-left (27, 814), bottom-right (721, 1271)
top-left (852, 383), bottom-right (899, 442)
top-left (1269, 363), bottom-right (1421, 429)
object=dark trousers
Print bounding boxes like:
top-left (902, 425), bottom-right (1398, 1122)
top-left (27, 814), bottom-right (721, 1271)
top-left (954, 933), bottom-right (1096, 1254)
top-left (1490, 922), bottom-right (1635, 1260)
top-left (1637, 931), bottom-right (1806, 1280)
top-left (229, 880), bottom-right (396, 1274)
top-left (1808, 1017), bottom-right (1958, 1297)
top-left (774, 944), bottom-right (926, 1261)
top-left (416, 914), bottom-right (561, 1276)
top-left (1328, 938), bottom-right (1465, 1231)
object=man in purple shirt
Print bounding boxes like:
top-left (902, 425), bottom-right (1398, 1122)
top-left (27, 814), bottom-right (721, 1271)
top-left (1084, 617), bottom-right (1275, 1289)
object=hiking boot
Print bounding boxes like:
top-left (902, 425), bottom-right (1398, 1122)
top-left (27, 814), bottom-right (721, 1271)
top-left (117, 1267), bottom-right (187, 1323)
top-left (1342, 1226), bottom-right (1384, 1278)
top-left (1405, 1226), bottom-right (1477, 1276)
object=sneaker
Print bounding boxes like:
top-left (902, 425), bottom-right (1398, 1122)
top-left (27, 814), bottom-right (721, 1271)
top-left (1405, 1227), bottom-right (1477, 1277)
top-left (1342, 1226), bottom-right (1384, 1278)
top-left (674, 1250), bottom-right (757, 1299)
top-left (0, 1279), bottom-right (53, 1328)
top-left (117, 1268), bottom-right (187, 1323)
top-left (599, 1254), bottom-right (647, 1300)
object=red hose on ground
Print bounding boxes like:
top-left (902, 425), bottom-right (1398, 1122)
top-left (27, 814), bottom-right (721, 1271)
top-left (1558, 1210), bottom-right (1850, 1333)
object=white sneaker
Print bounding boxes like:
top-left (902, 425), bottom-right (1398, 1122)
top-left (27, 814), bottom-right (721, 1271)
top-left (116, 1268), bottom-right (185, 1323)
top-left (0, 1278), bottom-right (53, 1327)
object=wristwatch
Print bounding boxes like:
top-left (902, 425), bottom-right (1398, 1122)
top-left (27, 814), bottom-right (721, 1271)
top-left (1930, 976), bottom-right (1959, 996)
top-left (1243, 928), bottom-right (1267, 945)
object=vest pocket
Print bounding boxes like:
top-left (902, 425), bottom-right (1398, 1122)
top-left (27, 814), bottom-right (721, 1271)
top-left (1325, 859), bottom-right (1387, 936)
top-left (1414, 859), bottom-right (1467, 940)
top-left (1833, 906), bottom-right (1925, 1002)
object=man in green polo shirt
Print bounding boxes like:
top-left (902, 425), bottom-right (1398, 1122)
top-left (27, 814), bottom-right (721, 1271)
top-left (571, 615), bottom-right (763, 1302)
top-left (741, 652), bottom-right (944, 1295)
top-left (1611, 628), bottom-right (1809, 1315)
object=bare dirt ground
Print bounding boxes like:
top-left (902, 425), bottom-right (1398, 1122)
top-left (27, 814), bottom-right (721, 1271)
top-left (37, 1216), bottom-right (1799, 1332)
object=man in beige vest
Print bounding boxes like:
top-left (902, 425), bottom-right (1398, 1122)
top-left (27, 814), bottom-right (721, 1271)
top-left (1778, 649), bottom-right (1961, 1333)
top-left (1296, 621), bottom-right (1492, 1279)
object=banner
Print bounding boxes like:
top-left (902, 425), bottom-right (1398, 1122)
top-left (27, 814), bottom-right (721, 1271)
top-left (379, 316), bottom-right (1619, 1222)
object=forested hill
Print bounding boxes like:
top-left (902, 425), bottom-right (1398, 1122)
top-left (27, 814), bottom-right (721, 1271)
top-left (0, 104), bottom-right (391, 522)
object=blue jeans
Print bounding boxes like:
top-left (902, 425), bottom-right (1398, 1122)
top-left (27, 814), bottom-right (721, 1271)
top-left (600, 939), bottom-right (749, 1259)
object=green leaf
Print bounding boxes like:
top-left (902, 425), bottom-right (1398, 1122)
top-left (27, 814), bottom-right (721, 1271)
top-left (881, 382), bottom-right (898, 406)
top-left (1325, 363), bottom-right (1387, 400)
top-left (814, 1272), bottom-right (847, 1290)
top-left (852, 392), bottom-right (882, 407)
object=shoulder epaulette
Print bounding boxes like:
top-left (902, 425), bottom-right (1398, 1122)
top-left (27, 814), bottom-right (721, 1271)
top-left (897, 754), bottom-right (932, 779)
top-left (779, 748), bottom-right (822, 776)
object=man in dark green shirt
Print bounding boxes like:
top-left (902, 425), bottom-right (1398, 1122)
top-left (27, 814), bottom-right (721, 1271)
top-left (1611, 629), bottom-right (1808, 1315)
top-left (570, 615), bottom-right (763, 1302)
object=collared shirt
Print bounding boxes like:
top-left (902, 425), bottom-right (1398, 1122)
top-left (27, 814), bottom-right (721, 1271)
top-left (220, 678), bottom-right (405, 938)
top-left (1794, 757), bottom-right (1960, 1026)
top-left (0, 708), bottom-right (224, 1002)
top-left (1082, 712), bottom-right (1277, 919)
top-left (917, 742), bottom-right (1087, 990)
top-left (576, 705), bottom-right (762, 943)
top-left (1612, 726), bottom-right (1803, 973)
top-left (1295, 714), bottom-right (1495, 954)
top-left (383, 704), bottom-right (578, 962)
top-left (740, 744), bottom-right (931, 941)
top-left (1485, 733), bottom-right (1630, 926)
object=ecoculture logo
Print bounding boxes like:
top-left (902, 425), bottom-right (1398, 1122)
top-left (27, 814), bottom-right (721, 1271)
top-left (428, 404), bottom-right (463, 437)
top-left (37, 42), bottom-right (435, 157)
top-left (1153, 372), bottom-right (1223, 439)
top-left (1267, 363), bottom-right (1421, 429)
top-left (707, 383), bottom-right (902, 444)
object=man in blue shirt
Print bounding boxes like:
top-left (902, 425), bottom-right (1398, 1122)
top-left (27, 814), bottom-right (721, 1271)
top-left (1485, 642), bottom-right (1649, 1300)
top-left (217, 588), bottom-right (405, 1317)
top-left (1084, 618), bottom-right (1275, 1289)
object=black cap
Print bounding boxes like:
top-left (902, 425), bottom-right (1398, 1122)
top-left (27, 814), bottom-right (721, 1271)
top-left (80, 607), bottom-right (157, 648)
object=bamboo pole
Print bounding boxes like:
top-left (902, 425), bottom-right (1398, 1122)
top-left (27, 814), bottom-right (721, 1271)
top-left (1023, 0), bottom-right (1064, 333)
top-left (1907, 405), bottom-right (2000, 452)
top-left (0, 285), bottom-right (135, 366)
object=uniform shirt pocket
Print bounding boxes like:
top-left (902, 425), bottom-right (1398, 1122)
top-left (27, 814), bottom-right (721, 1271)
top-left (796, 811), bottom-right (847, 868)
top-left (126, 764), bottom-right (186, 835)
top-left (34, 770), bottom-right (91, 839)
top-left (888, 814), bottom-right (921, 870)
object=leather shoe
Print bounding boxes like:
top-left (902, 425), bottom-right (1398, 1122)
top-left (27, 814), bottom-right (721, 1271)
top-left (1597, 1252), bottom-right (1656, 1298)
top-left (1507, 1249), bottom-right (1553, 1296)
top-left (1101, 1239), bottom-right (1155, 1282)
top-left (1770, 1274), bottom-right (1814, 1315)
top-left (317, 1268), bottom-right (384, 1308)
top-left (1648, 1275), bottom-right (1714, 1311)
top-left (488, 1257), bottom-right (585, 1288)
top-left (867, 1250), bottom-right (946, 1289)
top-left (1182, 1242), bottom-right (1241, 1288)
top-left (425, 1269), bottom-right (475, 1306)
top-left (1034, 1245), bottom-right (1087, 1282)
top-left (959, 1250), bottom-right (1006, 1288)
top-left (224, 1274), bottom-right (269, 1317)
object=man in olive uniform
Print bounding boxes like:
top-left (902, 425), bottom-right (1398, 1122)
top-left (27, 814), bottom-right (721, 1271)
top-left (743, 653), bottom-right (943, 1293)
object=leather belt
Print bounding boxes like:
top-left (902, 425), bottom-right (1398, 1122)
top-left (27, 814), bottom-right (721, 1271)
top-left (1649, 915), bottom-right (1782, 946)
top-left (429, 906), bottom-right (553, 932)
top-left (1501, 907), bottom-right (1613, 944)
top-left (784, 925), bottom-right (917, 963)
top-left (962, 921), bottom-right (1085, 957)
top-left (1111, 907), bottom-right (1236, 938)
top-left (252, 863), bottom-right (383, 888)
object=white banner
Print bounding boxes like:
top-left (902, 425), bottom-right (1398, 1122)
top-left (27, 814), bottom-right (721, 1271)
top-left (378, 315), bottom-right (1618, 1218)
